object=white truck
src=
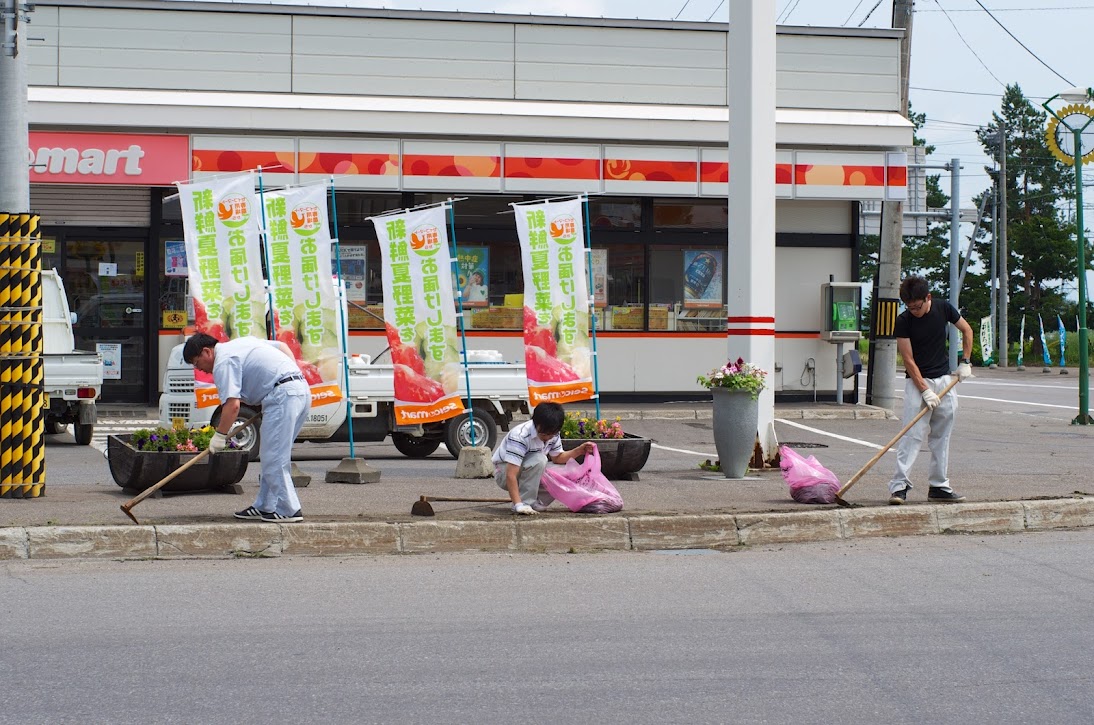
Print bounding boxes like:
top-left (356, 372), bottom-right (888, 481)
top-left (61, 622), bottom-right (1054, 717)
top-left (42, 270), bottom-right (103, 445)
top-left (158, 344), bottom-right (530, 459)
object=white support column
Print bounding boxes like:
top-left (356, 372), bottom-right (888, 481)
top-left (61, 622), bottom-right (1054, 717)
top-left (727, 0), bottom-right (777, 459)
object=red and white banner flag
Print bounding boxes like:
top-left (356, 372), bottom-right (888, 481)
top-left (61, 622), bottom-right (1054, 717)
top-left (177, 174), bottom-right (268, 408)
top-left (263, 183), bottom-right (344, 412)
top-left (512, 198), bottom-right (594, 405)
top-left (371, 205), bottom-right (465, 425)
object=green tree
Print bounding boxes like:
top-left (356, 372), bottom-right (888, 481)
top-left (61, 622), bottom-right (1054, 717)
top-left (976, 84), bottom-right (1089, 357)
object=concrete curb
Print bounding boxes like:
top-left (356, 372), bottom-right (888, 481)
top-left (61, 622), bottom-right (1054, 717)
top-left (2, 497), bottom-right (1093, 561)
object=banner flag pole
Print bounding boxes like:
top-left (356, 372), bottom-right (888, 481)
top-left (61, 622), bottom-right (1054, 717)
top-left (255, 167), bottom-right (276, 341)
top-left (583, 195), bottom-right (602, 421)
top-left (330, 179), bottom-right (356, 457)
top-left (448, 200), bottom-right (477, 447)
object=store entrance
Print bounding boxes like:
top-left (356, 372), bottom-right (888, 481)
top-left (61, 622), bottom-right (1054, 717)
top-left (44, 236), bottom-right (150, 404)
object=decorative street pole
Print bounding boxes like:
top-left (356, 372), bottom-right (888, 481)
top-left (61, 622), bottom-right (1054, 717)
top-left (1044, 87), bottom-right (1094, 424)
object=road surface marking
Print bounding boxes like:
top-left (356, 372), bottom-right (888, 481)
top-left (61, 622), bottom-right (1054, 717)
top-left (775, 419), bottom-right (885, 450)
top-left (651, 442), bottom-right (717, 457)
top-left (956, 394), bottom-right (1077, 410)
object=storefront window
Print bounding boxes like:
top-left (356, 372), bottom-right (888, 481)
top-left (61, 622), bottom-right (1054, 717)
top-left (649, 245), bottom-right (726, 332)
top-left (589, 199), bottom-right (641, 230)
top-left (416, 194), bottom-right (524, 227)
top-left (653, 199), bottom-right (728, 229)
top-left (333, 192), bottom-right (402, 223)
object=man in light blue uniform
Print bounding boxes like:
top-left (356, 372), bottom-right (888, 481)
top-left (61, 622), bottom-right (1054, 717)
top-left (183, 332), bottom-right (310, 523)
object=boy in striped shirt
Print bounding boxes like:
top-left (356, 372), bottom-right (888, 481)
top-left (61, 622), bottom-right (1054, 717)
top-left (492, 402), bottom-right (596, 514)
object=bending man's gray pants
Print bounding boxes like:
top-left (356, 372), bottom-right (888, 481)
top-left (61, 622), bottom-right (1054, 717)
top-left (495, 451), bottom-right (554, 506)
top-left (254, 382), bottom-right (310, 516)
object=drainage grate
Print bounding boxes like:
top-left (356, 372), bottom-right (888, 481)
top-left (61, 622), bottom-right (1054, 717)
top-left (780, 442), bottom-right (829, 449)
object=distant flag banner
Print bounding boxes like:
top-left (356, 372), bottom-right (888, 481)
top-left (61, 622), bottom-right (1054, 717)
top-left (1058, 314), bottom-right (1067, 367)
top-left (1039, 315), bottom-right (1052, 366)
top-left (1016, 315), bottom-right (1025, 367)
top-left (264, 183), bottom-right (344, 409)
top-left (512, 198), bottom-right (594, 406)
top-left (979, 316), bottom-right (993, 365)
top-left (371, 205), bottom-right (464, 425)
top-left (177, 174), bottom-right (268, 408)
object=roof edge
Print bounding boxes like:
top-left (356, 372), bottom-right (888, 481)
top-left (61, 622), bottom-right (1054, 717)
top-left (34, 0), bottom-right (904, 39)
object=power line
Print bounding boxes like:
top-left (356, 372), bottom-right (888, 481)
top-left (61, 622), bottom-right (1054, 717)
top-left (974, 0), bottom-right (1074, 86)
top-left (673, 0), bottom-right (692, 20)
top-left (932, 1), bottom-right (1007, 87)
top-left (842, 0), bottom-right (866, 26)
top-left (706, 0), bottom-right (726, 21)
top-left (779, 0), bottom-right (805, 24)
top-left (919, 5), bottom-right (1094, 11)
top-left (856, 0), bottom-right (885, 26)
top-left (912, 85), bottom-right (1049, 100)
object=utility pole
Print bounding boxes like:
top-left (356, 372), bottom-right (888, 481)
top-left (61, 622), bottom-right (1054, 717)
top-left (867, 0), bottom-right (914, 412)
top-left (948, 158), bottom-right (961, 371)
top-left (997, 120), bottom-right (1009, 368)
top-left (1, 0), bottom-right (29, 210)
top-left (989, 177), bottom-right (998, 366)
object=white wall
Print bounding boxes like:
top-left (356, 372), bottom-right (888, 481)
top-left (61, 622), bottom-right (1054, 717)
top-left (29, 5), bottom-right (900, 114)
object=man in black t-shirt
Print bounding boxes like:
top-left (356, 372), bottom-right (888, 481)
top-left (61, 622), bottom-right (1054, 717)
top-left (887, 276), bottom-right (974, 505)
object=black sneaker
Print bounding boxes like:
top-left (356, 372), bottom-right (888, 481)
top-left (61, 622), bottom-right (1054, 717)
top-left (260, 509), bottom-right (304, 523)
top-left (234, 506), bottom-right (267, 521)
top-left (928, 488), bottom-right (966, 503)
top-left (888, 487), bottom-right (909, 505)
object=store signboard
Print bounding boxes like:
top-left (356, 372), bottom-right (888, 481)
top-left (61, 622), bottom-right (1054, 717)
top-left (29, 132), bottom-right (189, 186)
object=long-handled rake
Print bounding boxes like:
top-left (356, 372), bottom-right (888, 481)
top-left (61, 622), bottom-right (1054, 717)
top-left (834, 377), bottom-right (960, 508)
top-left (120, 414), bottom-right (262, 524)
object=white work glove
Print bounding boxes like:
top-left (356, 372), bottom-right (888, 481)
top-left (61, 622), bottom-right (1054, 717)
top-left (956, 362), bottom-right (974, 381)
top-left (207, 431), bottom-right (229, 453)
top-left (512, 502), bottom-right (537, 515)
top-left (921, 389), bottom-right (941, 410)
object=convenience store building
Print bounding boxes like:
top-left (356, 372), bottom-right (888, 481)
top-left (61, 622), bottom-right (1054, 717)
top-left (27, 0), bottom-right (912, 405)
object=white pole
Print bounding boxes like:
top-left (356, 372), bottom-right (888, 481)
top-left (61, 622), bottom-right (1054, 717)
top-left (727, 0), bottom-right (776, 458)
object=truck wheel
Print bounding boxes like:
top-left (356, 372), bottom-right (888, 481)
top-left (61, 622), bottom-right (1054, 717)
top-left (211, 405), bottom-right (261, 462)
top-left (73, 421), bottom-right (93, 446)
top-left (444, 408), bottom-right (498, 458)
top-left (45, 417), bottom-right (67, 435)
top-left (391, 433), bottom-right (441, 458)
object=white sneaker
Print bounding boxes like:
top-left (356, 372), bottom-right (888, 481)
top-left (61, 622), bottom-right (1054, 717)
top-left (531, 501), bottom-right (551, 512)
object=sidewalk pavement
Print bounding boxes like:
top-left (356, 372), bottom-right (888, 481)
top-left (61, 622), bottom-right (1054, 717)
top-left (3, 399), bottom-right (1092, 561)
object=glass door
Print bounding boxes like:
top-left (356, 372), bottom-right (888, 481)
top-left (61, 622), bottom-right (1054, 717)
top-left (64, 239), bottom-right (148, 403)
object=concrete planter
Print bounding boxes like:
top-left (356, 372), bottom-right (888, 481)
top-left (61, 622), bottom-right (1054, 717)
top-left (561, 434), bottom-right (651, 480)
top-left (107, 435), bottom-right (249, 494)
top-left (710, 388), bottom-right (758, 479)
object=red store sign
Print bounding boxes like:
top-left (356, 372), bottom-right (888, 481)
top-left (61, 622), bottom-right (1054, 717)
top-left (28, 132), bottom-right (190, 186)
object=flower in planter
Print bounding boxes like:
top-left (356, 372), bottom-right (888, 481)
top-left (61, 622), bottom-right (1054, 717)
top-left (697, 357), bottom-right (767, 400)
top-left (129, 424), bottom-right (237, 452)
top-left (560, 412), bottom-right (625, 440)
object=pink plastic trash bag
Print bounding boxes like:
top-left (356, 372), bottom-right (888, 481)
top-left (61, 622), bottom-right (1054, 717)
top-left (540, 446), bottom-right (624, 514)
top-left (779, 445), bottom-right (840, 504)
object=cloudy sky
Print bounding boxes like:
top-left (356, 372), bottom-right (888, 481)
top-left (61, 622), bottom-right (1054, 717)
top-left (174, 0), bottom-right (1090, 214)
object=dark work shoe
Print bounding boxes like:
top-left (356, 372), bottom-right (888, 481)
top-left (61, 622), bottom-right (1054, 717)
top-left (260, 509), bottom-right (304, 523)
top-left (928, 488), bottom-right (966, 503)
top-left (888, 487), bottom-right (909, 505)
top-left (234, 506), bottom-right (267, 521)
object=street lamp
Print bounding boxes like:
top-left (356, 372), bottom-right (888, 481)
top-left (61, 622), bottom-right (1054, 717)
top-left (1043, 86), bottom-right (1094, 424)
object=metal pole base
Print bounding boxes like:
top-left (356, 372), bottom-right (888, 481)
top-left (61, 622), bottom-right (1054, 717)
top-left (1072, 413), bottom-right (1094, 426)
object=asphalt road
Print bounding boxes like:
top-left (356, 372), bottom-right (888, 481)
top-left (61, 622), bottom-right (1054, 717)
top-left (3, 530), bottom-right (1094, 724)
